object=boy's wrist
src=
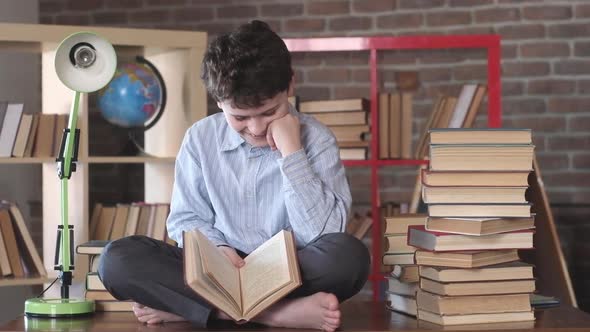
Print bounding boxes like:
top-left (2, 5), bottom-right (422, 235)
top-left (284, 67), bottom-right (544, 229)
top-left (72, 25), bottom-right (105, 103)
top-left (280, 143), bottom-right (302, 157)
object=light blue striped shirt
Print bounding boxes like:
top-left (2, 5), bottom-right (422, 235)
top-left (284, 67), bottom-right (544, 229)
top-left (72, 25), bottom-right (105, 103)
top-left (167, 105), bottom-right (352, 253)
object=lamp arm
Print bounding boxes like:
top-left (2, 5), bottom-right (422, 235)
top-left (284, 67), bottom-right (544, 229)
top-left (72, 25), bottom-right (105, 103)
top-left (54, 91), bottom-right (82, 299)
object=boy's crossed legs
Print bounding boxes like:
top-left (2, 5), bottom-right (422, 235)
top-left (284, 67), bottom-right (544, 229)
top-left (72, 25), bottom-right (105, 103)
top-left (99, 233), bottom-right (370, 330)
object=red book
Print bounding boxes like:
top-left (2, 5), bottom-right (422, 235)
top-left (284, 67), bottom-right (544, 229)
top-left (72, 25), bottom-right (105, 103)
top-left (407, 225), bottom-right (534, 252)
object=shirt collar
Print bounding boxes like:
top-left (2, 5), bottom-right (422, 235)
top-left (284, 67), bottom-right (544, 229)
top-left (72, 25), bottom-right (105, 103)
top-left (219, 102), bottom-right (298, 152)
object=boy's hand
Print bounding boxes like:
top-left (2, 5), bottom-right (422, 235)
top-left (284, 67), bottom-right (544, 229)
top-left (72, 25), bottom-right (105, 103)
top-left (218, 246), bottom-right (245, 268)
top-left (267, 113), bottom-right (302, 157)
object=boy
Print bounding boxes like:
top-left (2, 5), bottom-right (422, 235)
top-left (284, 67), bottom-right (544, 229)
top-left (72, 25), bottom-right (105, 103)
top-left (99, 20), bottom-right (369, 331)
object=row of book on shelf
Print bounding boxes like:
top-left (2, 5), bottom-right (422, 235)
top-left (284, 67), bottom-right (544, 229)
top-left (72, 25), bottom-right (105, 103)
top-left (0, 201), bottom-right (46, 280)
top-left (0, 101), bottom-right (70, 158)
top-left (382, 128), bottom-right (542, 326)
top-left (77, 202), bottom-right (173, 312)
top-left (289, 82), bottom-right (486, 161)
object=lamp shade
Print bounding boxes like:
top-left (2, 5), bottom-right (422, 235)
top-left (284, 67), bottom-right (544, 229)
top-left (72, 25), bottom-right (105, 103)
top-left (55, 32), bottom-right (117, 93)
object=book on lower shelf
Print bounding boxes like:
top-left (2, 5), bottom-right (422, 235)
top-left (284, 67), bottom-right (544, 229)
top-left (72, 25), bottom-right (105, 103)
top-left (0, 201), bottom-right (47, 282)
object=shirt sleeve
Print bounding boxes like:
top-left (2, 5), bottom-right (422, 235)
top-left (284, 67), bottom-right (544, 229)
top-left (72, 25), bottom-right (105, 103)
top-left (277, 129), bottom-right (352, 245)
top-left (166, 128), bottom-right (228, 248)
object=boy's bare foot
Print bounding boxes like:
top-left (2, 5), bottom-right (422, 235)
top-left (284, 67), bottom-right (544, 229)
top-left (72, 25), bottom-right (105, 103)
top-left (132, 302), bottom-right (186, 324)
top-left (254, 292), bottom-right (341, 331)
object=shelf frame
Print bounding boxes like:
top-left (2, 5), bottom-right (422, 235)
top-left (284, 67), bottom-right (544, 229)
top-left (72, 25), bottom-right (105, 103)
top-left (285, 35), bottom-right (502, 300)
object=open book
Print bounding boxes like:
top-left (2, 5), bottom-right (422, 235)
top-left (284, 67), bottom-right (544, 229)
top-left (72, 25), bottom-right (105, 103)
top-left (183, 230), bottom-right (301, 322)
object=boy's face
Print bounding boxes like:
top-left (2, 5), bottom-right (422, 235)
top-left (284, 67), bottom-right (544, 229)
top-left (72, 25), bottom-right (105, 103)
top-left (218, 91), bottom-right (290, 147)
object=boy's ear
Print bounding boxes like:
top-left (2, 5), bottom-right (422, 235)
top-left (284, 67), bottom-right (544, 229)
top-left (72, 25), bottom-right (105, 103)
top-left (216, 101), bottom-right (223, 109)
top-left (287, 75), bottom-right (295, 97)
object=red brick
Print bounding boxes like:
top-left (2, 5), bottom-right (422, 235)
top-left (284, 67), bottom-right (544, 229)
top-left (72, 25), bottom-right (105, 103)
top-left (502, 44), bottom-right (517, 59)
top-left (420, 68), bottom-right (452, 83)
top-left (352, 69), bottom-right (370, 82)
top-left (536, 153), bottom-right (570, 171)
top-left (543, 171), bottom-right (590, 187)
top-left (502, 98), bottom-right (546, 115)
top-left (104, 0), bottom-right (142, 9)
top-left (578, 80), bottom-right (590, 94)
top-left (502, 62), bottom-right (550, 77)
top-left (502, 81), bottom-right (524, 96)
top-left (308, 68), bottom-right (350, 83)
top-left (55, 14), bottom-right (91, 25)
top-left (453, 64), bottom-right (488, 81)
top-left (307, 1), bottom-right (350, 15)
top-left (426, 11), bottom-right (471, 27)
top-left (261, 4), bottom-right (303, 17)
top-left (216, 5), bottom-right (258, 19)
top-left (295, 87), bottom-right (331, 101)
top-left (548, 136), bottom-right (590, 151)
top-left (376, 13), bottom-right (423, 29)
top-left (146, 0), bottom-right (186, 6)
top-left (285, 18), bottom-right (326, 33)
top-left (474, 7), bottom-right (520, 23)
top-left (573, 153), bottom-right (590, 168)
top-left (39, 0), bottom-right (65, 13)
top-left (503, 116), bottom-right (565, 132)
top-left (548, 23), bottom-right (590, 38)
top-left (574, 42), bottom-right (590, 57)
top-left (325, 52), bottom-right (368, 66)
top-left (173, 8), bottom-right (214, 22)
top-left (93, 12), bottom-right (128, 25)
top-left (329, 17), bottom-right (372, 31)
top-left (420, 50), bottom-right (464, 64)
top-left (379, 50), bottom-right (418, 65)
top-left (353, 0), bottom-right (395, 13)
top-left (398, 0), bottom-right (445, 9)
top-left (291, 53), bottom-right (323, 66)
top-left (497, 24), bottom-right (545, 40)
top-left (523, 5), bottom-right (573, 20)
top-left (556, 60), bottom-right (590, 75)
top-left (447, 26), bottom-right (494, 35)
top-left (129, 9), bottom-right (170, 23)
top-left (528, 79), bottom-right (575, 95)
top-left (521, 42), bottom-right (570, 58)
top-left (575, 4), bottom-right (590, 18)
top-left (333, 86), bottom-right (371, 99)
top-left (449, 0), bottom-right (490, 6)
top-left (68, 0), bottom-right (103, 11)
top-left (548, 97), bottom-right (590, 113)
top-left (568, 116), bottom-right (590, 132)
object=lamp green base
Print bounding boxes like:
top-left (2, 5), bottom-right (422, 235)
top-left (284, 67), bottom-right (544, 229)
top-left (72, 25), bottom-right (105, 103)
top-left (24, 298), bottom-right (95, 318)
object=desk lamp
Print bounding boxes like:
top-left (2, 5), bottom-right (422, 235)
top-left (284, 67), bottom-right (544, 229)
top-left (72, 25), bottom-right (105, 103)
top-left (24, 32), bottom-right (117, 318)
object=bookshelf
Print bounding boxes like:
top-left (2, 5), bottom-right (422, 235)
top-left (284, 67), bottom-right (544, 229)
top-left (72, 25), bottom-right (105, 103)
top-left (284, 35), bottom-right (502, 299)
top-left (0, 23), bottom-right (207, 284)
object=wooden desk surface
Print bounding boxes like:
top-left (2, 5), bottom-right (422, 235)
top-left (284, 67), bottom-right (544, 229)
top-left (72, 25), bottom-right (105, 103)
top-left (2, 302), bottom-right (590, 332)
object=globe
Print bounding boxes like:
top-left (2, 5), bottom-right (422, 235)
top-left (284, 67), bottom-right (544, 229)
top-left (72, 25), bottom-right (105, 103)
top-left (97, 56), bottom-right (166, 130)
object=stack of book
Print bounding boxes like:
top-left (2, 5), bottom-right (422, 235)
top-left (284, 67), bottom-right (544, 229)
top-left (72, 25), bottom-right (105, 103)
top-left (378, 91), bottom-right (413, 159)
top-left (298, 98), bottom-right (370, 160)
top-left (408, 128), bottom-right (537, 325)
top-left (382, 214), bottom-right (426, 316)
top-left (77, 202), bottom-right (173, 312)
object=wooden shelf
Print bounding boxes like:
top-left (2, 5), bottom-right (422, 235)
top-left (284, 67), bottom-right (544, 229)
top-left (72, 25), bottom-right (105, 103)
top-left (0, 276), bottom-right (52, 287)
top-left (86, 156), bottom-right (175, 164)
top-left (0, 157), bottom-right (54, 164)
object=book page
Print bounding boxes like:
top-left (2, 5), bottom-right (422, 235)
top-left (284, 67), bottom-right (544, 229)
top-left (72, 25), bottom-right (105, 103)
top-left (184, 231), bottom-right (242, 320)
top-left (240, 231), bottom-right (292, 313)
top-left (196, 231), bottom-right (241, 311)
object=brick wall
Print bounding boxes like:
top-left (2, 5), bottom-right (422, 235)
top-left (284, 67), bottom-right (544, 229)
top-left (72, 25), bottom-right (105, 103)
top-left (39, 0), bottom-right (590, 308)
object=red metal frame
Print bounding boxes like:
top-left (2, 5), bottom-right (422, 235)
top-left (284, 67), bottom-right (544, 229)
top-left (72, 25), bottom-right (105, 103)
top-left (284, 35), bottom-right (502, 300)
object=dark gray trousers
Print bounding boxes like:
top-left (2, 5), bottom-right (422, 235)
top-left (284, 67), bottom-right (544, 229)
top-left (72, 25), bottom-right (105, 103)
top-left (98, 232), bottom-right (370, 327)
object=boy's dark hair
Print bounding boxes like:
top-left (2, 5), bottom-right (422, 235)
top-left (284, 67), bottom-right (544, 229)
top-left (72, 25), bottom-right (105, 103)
top-left (201, 20), bottom-right (293, 109)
